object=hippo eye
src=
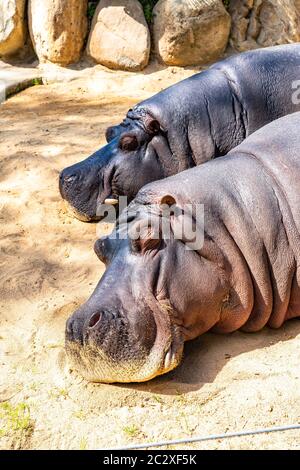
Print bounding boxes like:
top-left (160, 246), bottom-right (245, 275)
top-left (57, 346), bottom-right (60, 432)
top-left (119, 135), bottom-right (138, 152)
top-left (144, 117), bottom-right (161, 135)
top-left (132, 238), bottom-right (161, 254)
top-left (131, 232), bottom-right (162, 254)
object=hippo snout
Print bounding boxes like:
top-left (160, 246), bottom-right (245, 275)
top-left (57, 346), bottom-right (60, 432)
top-left (58, 160), bottom-right (103, 221)
top-left (64, 294), bottom-right (174, 382)
top-left (59, 168), bottom-right (78, 199)
top-left (66, 308), bottom-right (121, 350)
top-left (59, 142), bottom-right (120, 221)
top-left (65, 313), bottom-right (85, 345)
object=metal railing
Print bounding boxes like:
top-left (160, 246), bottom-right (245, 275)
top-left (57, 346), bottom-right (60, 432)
top-left (108, 423), bottom-right (300, 450)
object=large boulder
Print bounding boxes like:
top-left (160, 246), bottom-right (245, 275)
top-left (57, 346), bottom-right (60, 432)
top-left (28, 0), bottom-right (87, 65)
top-left (86, 0), bottom-right (150, 71)
top-left (229, 0), bottom-right (300, 51)
top-left (152, 0), bottom-right (231, 66)
top-left (0, 0), bottom-right (26, 56)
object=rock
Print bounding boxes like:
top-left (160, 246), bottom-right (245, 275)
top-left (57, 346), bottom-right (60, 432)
top-left (86, 0), bottom-right (150, 71)
top-left (229, 0), bottom-right (300, 51)
top-left (0, 61), bottom-right (42, 104)
top-left (152, 0), bottom-right (231, 66)
top-left (0, 0), bottom-right (26, 56)
top-left (28, 0), bottom-right (87, 65)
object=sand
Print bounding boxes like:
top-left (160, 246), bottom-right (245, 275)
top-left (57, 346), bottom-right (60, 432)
top-left (0, 65), bottom-right (300, 450)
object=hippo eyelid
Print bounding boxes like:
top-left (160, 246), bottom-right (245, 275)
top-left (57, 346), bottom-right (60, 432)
top-left (119, 134), bottom-right (139, 152)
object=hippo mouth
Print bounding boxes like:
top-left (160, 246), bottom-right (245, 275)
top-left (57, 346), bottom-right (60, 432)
top-left (61, 199), bottom-right (97, 222)
top-left (59, 175), bottom-right (102, 222)
top-left (59, 138), bottom-right (121, 222)
top-left (65, 300), bottom-right (184, 383)
top-left (65, 337), bottom-right (181, 384)
top-left (59, 168), bottom-right (119, 222)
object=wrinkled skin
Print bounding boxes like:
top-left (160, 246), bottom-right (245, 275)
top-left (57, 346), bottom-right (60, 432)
top-left (65, 112), bottom-right (300, 383)
top-left (60, 43), bottom-right (300, 221)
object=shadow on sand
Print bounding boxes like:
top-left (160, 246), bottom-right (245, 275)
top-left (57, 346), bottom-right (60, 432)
top-left (117, 318), bottom-right (300, 395)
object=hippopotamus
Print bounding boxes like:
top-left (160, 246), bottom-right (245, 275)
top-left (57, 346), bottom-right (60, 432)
top-left (59, 43), bottom-right (300, 221)
top-left (65, 111), bottom-right (300, 383)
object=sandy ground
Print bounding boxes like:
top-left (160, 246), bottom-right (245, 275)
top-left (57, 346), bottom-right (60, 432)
top-left (0, 64), bottom-right (300, 450)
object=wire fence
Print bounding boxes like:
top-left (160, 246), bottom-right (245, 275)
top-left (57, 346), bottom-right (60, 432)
top-left (108, 423), bottom-right (300, 450)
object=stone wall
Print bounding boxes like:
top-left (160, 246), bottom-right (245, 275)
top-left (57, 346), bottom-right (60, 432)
top-left (1, 0), bottom-right (300, 70)
top-left (229, 0), bottom-right (300, 51)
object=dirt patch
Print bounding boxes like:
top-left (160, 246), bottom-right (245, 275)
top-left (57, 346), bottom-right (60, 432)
top-left (0, 68), bottom-right (300, 450)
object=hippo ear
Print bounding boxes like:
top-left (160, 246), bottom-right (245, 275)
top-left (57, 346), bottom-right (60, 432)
top-left (158, 194), bottom-right (189, 243)
top-left (159, 194), bottom-right (178, 232)
top-left (144, 115), bottom-right (161, 135)
top-left (105, 125), bottom-right (122, 143)
top-left (159, 195), bottom-right (204, 250)
top-left (159, 194), bottom-right (177, 208)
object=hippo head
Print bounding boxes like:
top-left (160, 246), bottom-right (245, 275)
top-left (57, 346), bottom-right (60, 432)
top-left (65, 189), bottom-right (228, 383)
top-left (59, 107), bottom-right (176, 221)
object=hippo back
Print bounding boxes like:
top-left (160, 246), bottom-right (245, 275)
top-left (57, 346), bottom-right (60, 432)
top-left (228, 111), bottom-right (300, 235)
top-left (212, 43), bottom-right (300, 136)
top-left (138, 43), bottom-right (300, 165)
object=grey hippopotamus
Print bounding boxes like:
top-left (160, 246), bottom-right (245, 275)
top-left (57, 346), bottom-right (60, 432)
top-left (59, 43), bottom-right (300, 221)
top-left (65, 111), bottom-right (300, 383)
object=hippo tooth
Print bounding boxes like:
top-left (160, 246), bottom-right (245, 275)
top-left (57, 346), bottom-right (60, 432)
top-left (104, 198), bottom-right (119, 205)
top-left (164, 348), bottom-right (172, 370)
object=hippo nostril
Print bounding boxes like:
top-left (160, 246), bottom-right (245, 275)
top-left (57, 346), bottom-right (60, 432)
top-left (59, 172), bottom-right (77, 199)
top-left (65, 316), bottom-right (77, 342)
top-left (88, 312), bottom-right (102, 329)
top-left (66, 317), bottom-right (73, 336)
top-left (59, 169), bottom-right (77, 184)
top-left (63, 174), bottom-right (76, 184)
top-left (66, 318), bottom-right (72, 335)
